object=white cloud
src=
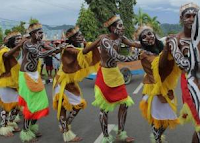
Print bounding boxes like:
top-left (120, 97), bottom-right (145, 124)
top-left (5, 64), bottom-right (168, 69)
top-left (0, 0), bottom-right (85, 25)
top-left (0, 0), bottom-right (200, 25)
top-left (169, 0), bottom-right (200, 7)
top-left (137, 0), bottom-right (200, 13)
top-left (138, 5), bottom-right (179, 13)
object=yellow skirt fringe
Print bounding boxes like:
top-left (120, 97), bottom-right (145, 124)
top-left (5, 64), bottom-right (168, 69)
top-left (53, 93), bottom-right (87, 112)
top-left (139, 100), bottom-right (179, 129)
top-left (0, 99), bottom-right (18, 112)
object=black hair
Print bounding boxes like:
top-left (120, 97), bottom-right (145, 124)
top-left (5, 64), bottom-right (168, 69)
top-left (66, 28), bottom-right (78, 44)
top-left (139, 32), bottom-right (164, 55)
top-left (5, 37), bottom-right (16, 48)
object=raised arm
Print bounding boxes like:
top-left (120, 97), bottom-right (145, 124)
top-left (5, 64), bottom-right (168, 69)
top-left (4, 39), bottom-right (26, 58)
top-left (24, 41), bottom-right (57, 58)
top-left (122, 36), bottom-right (141, 48)
top-left (38, 49), bottom-right (57, 58)
top-left (168, 37), bottom-right (190, 72)
top-left (82, 35), bottom-right (105, 54)
top-left (101, 37), bottom-right (141, 62)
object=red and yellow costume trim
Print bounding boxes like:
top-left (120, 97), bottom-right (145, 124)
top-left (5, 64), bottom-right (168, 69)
top-left (92, 67), bottom-right (134, 112)
top-left (139, 53), bottom-right (181, 129)
top-left (0, 46), bottom-right (20, 112)
top-left (179, 73), bottom-right (200, 131)
top-left (54, 45), bottom-right (100, 119)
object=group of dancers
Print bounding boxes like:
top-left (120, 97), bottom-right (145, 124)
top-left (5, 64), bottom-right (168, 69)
top-left (0, 2), bottom-right (200, 143)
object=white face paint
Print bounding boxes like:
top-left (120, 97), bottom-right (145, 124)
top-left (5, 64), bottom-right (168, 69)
top-left (14, 35), bottom-right (22, 46)
top-left (182, 8), bottom-right (198, 29)
top-left (113, 20), bottom-right (125, 36)
top-left (75, 31), bottom-right (84, 43)
top-left (35, 29), bottom-right (43, 41)
top-left (140, 29), bottom-right (155, 46)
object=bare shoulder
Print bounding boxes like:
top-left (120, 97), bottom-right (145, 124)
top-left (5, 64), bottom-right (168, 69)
top-left (98, 34), bottom-right (108, 40)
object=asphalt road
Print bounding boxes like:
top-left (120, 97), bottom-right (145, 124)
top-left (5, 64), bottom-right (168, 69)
top-left (0, 75), bottom-right (195, 143)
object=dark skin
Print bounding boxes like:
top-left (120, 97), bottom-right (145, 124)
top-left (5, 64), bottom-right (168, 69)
top-left (83, 25), bottom-right (141, 69)
top-left (20, 29), bottom-right (62, 72)
top-left (82, 20), bottom-right (141, 142)
top-left (4, 36), bottom-right (25, 58)
top-left (169, 10), bottom-right (200, 143)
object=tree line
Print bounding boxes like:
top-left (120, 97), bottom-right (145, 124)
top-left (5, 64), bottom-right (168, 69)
top-left (0, 0), bottom-right (182, 45)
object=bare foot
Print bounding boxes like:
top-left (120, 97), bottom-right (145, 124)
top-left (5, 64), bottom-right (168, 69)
top-left (13, 127), bottom-right (21, 132)
top-left (69, 136), bottom-right (83, 142)
top-left (35, 132), bottom-right (42, 138)
top-left (5, 132), bottom-right (14, 137)
top-left (116, 136), bottom-right (134, 143)
top-left (25, 138), bottom-right (38, 143)
top-left (60, 128), bottom-right (64, 133)
top-left (125, 137), bottom-right (134, 142)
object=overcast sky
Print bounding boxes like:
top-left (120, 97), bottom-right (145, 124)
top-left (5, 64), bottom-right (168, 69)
top-left (0, 0), bottom-right (200, 26)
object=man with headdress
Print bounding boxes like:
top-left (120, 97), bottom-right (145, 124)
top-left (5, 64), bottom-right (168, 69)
top-left (167, 2), bottom-right (200, 142)
top-left (52, 26), bottom-right (100, 142)
top-left (18, 22), bottom-right (61, 142)
top-left (81, 15), bottom-right (142, 143)
top-left (133, 25), bottom-right (181, 143)
top-left (0, 31), bottom-right (24, 137)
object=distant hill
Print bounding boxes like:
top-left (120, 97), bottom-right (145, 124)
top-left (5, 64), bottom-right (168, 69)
top-left (0, 21), bottom-right (183, 39)
top-left (43, 24), bottom-right (73, 30)
top-left (160, 23), bottom-right (182, 36)
top-left (0, 21), bottom-right (73, 40)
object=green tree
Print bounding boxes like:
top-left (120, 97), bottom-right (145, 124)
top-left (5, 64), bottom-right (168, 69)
top-left (4, 29), bottom-right (12, 36)
top-left (77, 4), bottom-right (100, 41)
top-left (29, 18), bottom-right (39, 24)
top-left (86, 0), bottom-right (118, 23)
top-left (146, 15), bottom-right (163, 36)
top-left (0, 27), bottom-right (3, 45)
top-left (85, 0), bottom-right (118, 34)
top-left (85, 0), bottom-right (137, 38)
top-left (12, 21), bottom-right (26, 34)
top-left (118, 0), bottom-right (136, 39)
top-left (133, 8), bottom-right (149, 26)
top-left (134, 8), bottom-right (163, 36)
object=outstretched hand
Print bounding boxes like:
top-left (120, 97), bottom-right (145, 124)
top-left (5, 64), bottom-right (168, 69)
top-left (164, 35), bottom-right (174, 52)
top-left (133, 41), bottom-right (142, 48)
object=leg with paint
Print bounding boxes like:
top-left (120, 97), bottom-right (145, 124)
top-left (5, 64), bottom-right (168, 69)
top-left (99, 110), bottom-right (114, 143)
top-left (20, 119), bottom-right (37, 142)
top-left (151, 124), bottom-right (166, 143)
top-left (0, 110), bottom-right (14, 137)
top-left (66, 107), bottom-right (82, 142)
top-left (30, 120), bottom-right (42, 138)
top-left (8, 107), bottom-right (21, 132)
top-left (116, 104), bottom-right (134, 142)
top-left (60, 107), bottom-right (82, 142)
top-left (192, 132), bottom-right (200, 143)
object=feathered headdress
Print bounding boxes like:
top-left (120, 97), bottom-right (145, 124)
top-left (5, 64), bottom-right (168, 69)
top-left (180, 2), bottom-right (199, 16)
top-left (27, 23), bottom-right (42, 34)
top-left (103, 15), bottom-right (121, 28)
top-left (134, 25), bottom-right (153, 40)
top-left (4, 31), bottom-right (21, 43)
top-left (65, 26), bottom-right (80, 39)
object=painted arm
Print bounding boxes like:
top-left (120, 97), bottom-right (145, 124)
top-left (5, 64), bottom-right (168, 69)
top-left (122, 36), bottom-right (141, 48)
top-left (102, 37), bottom-right (141, 62)
top-left (169, 37), bottom-right (190, 72)
top-left (24, 41), bottom-right (57, 58)
top-left (38, 49), bottom-right (56, 58)
top-left (82, 35), bottom-right (106, 54)
top-left (4, 39), bottom-right (26, 58)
